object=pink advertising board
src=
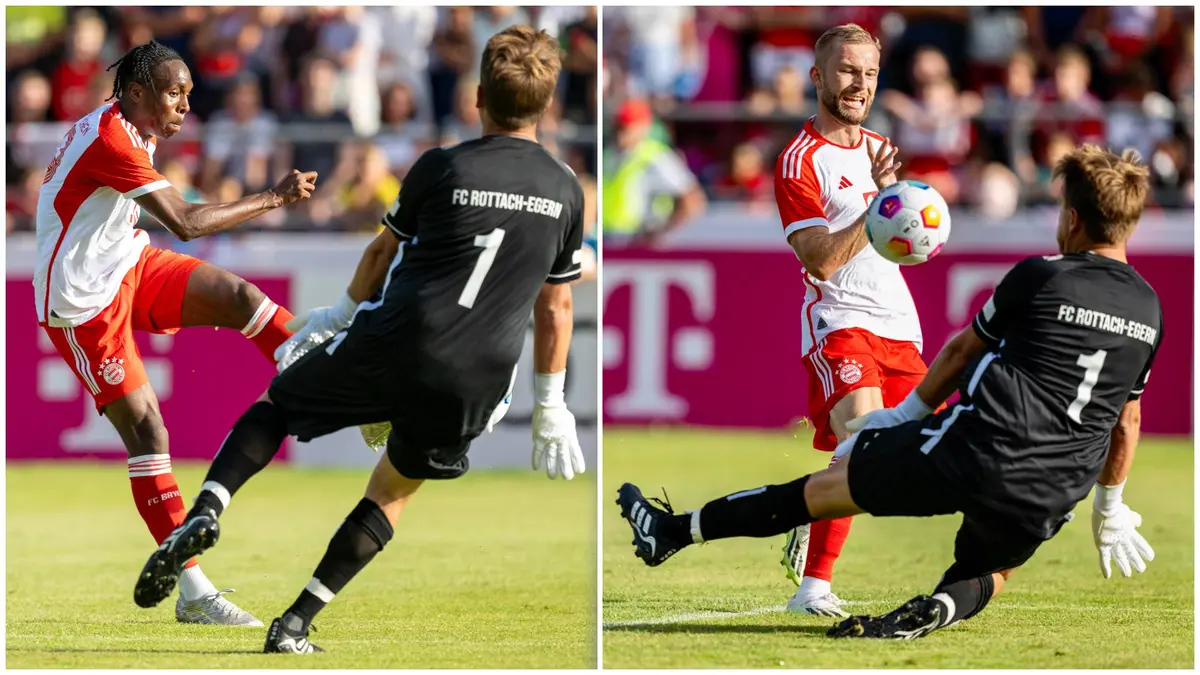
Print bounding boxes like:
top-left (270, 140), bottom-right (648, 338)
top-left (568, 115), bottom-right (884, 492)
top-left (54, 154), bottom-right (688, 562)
top-left (603, 250), bottom-right (1192, 435)
top-left (6, 277), bottom-right (292, 461)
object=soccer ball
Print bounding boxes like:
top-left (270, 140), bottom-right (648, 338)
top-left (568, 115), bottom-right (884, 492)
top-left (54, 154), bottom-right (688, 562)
top-left (864, 180), bottom-right (952, 265)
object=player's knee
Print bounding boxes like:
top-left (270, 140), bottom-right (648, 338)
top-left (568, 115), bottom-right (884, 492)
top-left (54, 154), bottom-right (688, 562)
top-left (803, 463), bottom-right (857, 519)
top-left (233, 279), bottom-right (265, 316)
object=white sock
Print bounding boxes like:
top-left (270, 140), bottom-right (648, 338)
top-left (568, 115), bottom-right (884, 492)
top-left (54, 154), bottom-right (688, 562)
top-left (932, 591), bottom-right (957, 628)
top-left (178, 565), bottom-right (219, 601)
top-left (798, 576), bottom-right (831, 599)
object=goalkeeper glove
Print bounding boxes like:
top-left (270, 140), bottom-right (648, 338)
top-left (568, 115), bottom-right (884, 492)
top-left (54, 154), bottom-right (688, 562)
top-left (1092, 481), bottom-right (1155, 579)
top-left (531, 370), bottom-right (585, 480)
top-left (273, 293), bottom-right (359, 370)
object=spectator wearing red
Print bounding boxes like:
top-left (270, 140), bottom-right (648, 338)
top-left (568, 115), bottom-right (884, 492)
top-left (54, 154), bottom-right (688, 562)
top-left (714, 142), bottom-right (772, 204)
top-left (51, 10), bottom-right (108, 122)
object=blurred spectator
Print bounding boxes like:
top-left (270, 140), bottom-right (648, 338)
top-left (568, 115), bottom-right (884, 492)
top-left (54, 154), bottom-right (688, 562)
top-left (1037, 131), bottom-right (1078, 200)
top-left (5, 168), bottom-right (44, 231)
top-left (160, 158), bottom-right (207, 204)
top-left (318, 6), bottom-right (382, 137)
top-left (51, 10), bottom-right (109, 122)
top-left (974, 162), bottom-right (1022, 220)
top-left (888, 76), bottom-right (982, 204)
top-left (713, 142), bottom-right (773, 204)
top-left (748, 7), bottom-right (819, 91)
top-left (473, 7), bottom-right (531, 78)
top-left (440, 77), bottom-right (482, 147)
top-left (189, 7), bottom-right (267, 120)
top-left (603, 99), bottom-right (706, 245)
top-left (372, 6), bottom-right (438, 123)
top-left (613, 6), bottom-right (700, 101)
top-left (375, 81), bottom-right (433, 175)
top-left (1106, 64), bottom-right (1176, 168)
top-left (337, 142), bottom-right (401, 233)
top-left (283, 54), bottom-right (354, 183)
top-left (1022, 7), bottom-right (1088, 71)
top-left (560, 6), bottom-right (598, 125)
top-left (965, 7), bottom-right (1027, 92)
top-left (1033, 46), bottom-right (1106, 155)
top-left (6, 6), bottom-right (69, 71)
top-left (201, 76), bottom-right (278, 195)
top-left (430, 7), bottom-right (477, 125)
top-left (1082, 7), bottom-right (1173, 96)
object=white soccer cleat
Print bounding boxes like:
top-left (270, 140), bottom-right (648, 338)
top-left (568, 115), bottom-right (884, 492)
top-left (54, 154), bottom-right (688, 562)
top-left (786, 590), bottom-right (850, 618)
top-left (176, 589), bottom-right (264, 627)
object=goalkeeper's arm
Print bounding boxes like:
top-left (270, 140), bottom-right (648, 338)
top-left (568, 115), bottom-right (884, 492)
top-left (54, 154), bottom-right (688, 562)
top-left (346, 229), bottom-right (402, 303)
top-left (533, 282), bottom-right (573, 403)
top-left (1094, 400), bottom-right (1141, 507)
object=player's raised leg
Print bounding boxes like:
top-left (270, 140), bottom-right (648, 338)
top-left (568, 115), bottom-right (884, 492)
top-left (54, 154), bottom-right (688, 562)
top-left (175, 259), bottom-right (295, 362)
top-left (265, 450), bottom-right (421, 654)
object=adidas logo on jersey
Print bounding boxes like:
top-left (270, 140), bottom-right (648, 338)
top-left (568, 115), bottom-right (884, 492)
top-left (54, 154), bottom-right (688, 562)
top-left (837, 176), bottom-right (853, 190)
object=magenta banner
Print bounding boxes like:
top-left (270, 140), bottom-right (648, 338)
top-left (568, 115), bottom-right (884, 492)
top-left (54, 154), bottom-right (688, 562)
top-left (6, 277), bottom-right (292, 461)
top-left (603, 250), bottom-right (1192, 435)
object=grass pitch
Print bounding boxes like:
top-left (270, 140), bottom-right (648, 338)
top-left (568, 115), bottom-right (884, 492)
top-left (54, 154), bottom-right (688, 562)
top-left (603, 428), bottom-right (1193, 669)
top-left (7, 462), bottom-right (596, 668)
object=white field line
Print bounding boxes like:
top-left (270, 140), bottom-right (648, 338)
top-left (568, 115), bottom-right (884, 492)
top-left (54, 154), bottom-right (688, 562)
top-left (603, 602), bottom-right (1192, 629)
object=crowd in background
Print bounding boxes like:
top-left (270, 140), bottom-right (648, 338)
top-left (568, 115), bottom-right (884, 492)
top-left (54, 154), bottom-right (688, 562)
top-left (6, 6), bottom-right (598, 237)
top-left (604, 6), bottom-right (1194, 221)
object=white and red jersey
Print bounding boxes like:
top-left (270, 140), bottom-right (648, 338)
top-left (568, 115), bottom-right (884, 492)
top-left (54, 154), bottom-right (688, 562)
top-left (775, 117), bottom-right (923, 355)
top-left (34, 102), bottom-right (171, 327)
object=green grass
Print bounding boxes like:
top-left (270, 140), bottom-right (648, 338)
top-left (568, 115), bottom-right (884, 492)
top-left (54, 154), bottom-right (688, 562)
top-left (603, 428), bottom-right (1194, 669)
top-left (8, 463), bottom-right (597, 668)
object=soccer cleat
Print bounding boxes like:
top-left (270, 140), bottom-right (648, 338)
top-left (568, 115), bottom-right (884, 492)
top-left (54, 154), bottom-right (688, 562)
top-left (264, 615), bottom-right (323, 654)
top-left (176, 589), bottom-right (263, 627)
top-left (616, 483), bottom-right (688, 567)
top-left (827, 595), bottom-right (944, 640)
top-left (134, 508), bottom-right (220, 609)
top-left (781, 526), bottom-right (810, 586)
top-left (787, 591), bottom-right (850, 618)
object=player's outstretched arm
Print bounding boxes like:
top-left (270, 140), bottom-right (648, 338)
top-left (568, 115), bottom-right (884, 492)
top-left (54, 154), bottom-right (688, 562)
top-left (347, 229), bottom-right (402, 303)
top-left (1091, 399), bottom-right (1154, 578)
top-left (531, 282), bottom-right (585, 480)
top-left (136, 169), bottom-right (317, 241)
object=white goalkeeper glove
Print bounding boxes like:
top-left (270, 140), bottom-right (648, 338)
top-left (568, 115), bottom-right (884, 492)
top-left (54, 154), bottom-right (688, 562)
top-left (1092, 481), bottom-right (1155, 579)
top-left (531, 371), bottom-right (585, 480)
top-left (845, 390), bottom-right (933, 433)
top-left (274, 293), bottom-right (359, 371)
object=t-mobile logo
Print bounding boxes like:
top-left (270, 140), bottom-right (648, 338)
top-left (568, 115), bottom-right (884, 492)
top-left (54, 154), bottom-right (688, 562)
top-left (603, 261), bottom-right (715, 419)
top-left (36, 330), bottom-right (175, 452)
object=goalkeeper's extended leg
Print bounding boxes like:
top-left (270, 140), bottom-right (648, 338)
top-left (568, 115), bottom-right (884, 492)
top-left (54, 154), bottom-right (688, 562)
top-left (265, 451), bottom-right (420, 654)
top-left (619, 459), bottom-right (864, 566)
top-left (828, 569), bottom-right (1011, 639)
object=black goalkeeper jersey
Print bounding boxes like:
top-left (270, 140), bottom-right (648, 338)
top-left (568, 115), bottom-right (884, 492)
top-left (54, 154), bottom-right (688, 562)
top-left (931, 252), bottom-right (1162, 534)
top-left (351, 135), bottom-right (584, 400)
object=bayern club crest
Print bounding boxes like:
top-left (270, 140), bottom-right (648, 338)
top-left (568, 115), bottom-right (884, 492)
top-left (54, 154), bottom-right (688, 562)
top-left (837, 359), bottom-right (863, 385)
top-left (98, 357), bottom-right (126, 386)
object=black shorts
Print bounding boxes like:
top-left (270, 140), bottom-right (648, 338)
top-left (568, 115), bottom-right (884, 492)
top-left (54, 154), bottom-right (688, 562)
top-left (846, 415), bottom-right (1065, 582)
top-left (267, 330), bottom-right (497, 480)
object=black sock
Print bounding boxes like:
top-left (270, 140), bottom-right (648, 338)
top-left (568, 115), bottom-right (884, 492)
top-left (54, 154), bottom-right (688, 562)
top-left (284, 498), bottom-right (395, 630)
top-left (186, 401), bottom-right (288, 519)
top-left (695, 476), bottom-right (813, 542)
top-left (931, 573), bottom-right (995, 627)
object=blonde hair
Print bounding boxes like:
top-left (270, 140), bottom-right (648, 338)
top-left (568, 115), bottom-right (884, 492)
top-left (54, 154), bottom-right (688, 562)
top-left (814, 24), bottom-right (882, 70)
top-left (479, 26), bottom-right (561, 130)
top-left (1053, 145), bottom-right (1150, 244)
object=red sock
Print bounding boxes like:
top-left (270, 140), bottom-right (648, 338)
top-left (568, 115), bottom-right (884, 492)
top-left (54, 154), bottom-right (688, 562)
top-left (128, 454), bottom-right (197, 570)
top-left (803, 453), bottom-right (852, 581)
top-left (241, 298), bottom-right (295, 362)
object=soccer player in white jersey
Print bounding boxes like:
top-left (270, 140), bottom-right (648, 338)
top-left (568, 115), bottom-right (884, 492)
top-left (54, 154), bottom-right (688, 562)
top-left (34, 41), bottom-right (317, 626)
top-left (773, 24), bottom-right (933, 617)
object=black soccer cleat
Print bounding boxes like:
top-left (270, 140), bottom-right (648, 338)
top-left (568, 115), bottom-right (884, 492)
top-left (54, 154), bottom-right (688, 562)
top-left (264, 615), bottom-right (324, 654)
top-left (616, 483), bottom-right (689, 567)
top-left (133, 508), bottom-right (220, 609)
top-left (827, 594), bottom-right (944, 640)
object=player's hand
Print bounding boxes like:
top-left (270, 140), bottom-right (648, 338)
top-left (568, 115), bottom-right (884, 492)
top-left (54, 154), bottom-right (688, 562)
top-left (271, 169), bottom-right (319, 206)
top-left (1092, 503), bottom-right (1155, 579)
top-left (272, 293), bottom-right (358, 371)
top-left (867, 137), bottom-right (902, 190)
top-left (531, 404), bottom-right (585, 480)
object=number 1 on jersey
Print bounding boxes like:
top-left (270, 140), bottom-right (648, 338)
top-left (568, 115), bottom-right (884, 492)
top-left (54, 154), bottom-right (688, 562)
top-left (458, 228), bottom-right (506, 309)
top-left (1068, 349), bottom-right (1107, 423)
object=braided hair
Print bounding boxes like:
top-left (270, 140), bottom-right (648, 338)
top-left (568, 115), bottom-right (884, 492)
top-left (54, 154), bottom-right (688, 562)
top-left (106, 40), bottom-right (183, 102)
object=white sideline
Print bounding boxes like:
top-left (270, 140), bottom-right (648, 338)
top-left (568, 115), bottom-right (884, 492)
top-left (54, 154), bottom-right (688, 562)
top-left (603, 602), bottom-right (1191, 629)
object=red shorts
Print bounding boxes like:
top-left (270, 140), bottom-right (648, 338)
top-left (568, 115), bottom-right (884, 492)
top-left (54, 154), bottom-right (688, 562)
top-left (802, 327), bottom-right (928, 451)
top-left (43, 246), bottom-right (205, 412)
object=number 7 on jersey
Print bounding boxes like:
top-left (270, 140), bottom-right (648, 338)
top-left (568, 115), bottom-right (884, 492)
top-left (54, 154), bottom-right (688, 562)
top-left (458, 228), bottom-right (506, 309)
